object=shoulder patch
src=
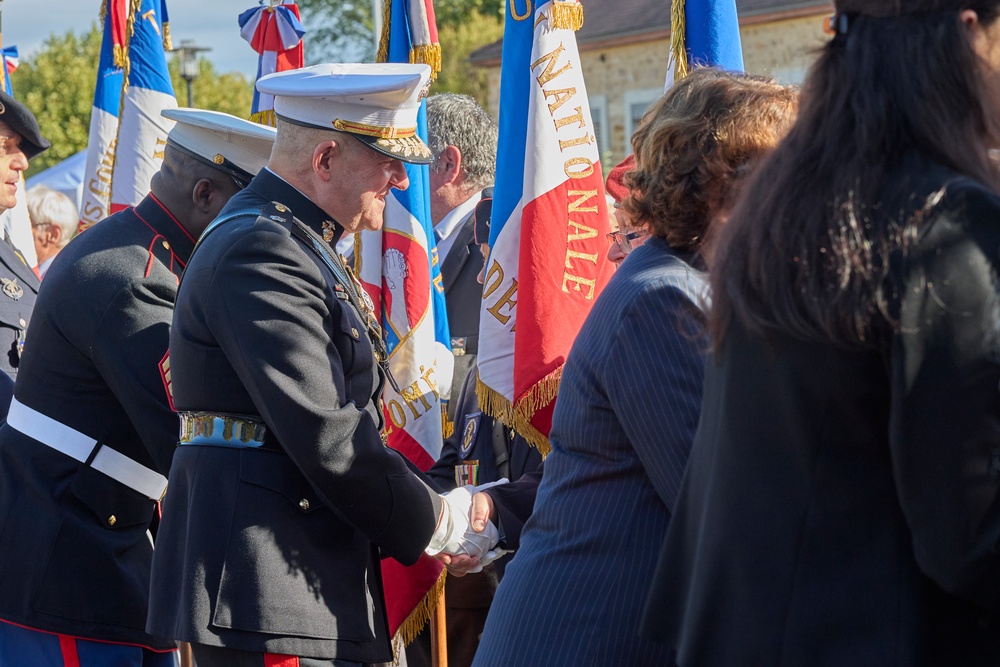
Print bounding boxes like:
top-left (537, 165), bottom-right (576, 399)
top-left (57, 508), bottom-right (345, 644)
top-left (459, 412), bottom-right (482, 458)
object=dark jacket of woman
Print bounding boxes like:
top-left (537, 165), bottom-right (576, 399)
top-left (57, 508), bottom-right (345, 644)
top-left (644, 155), bottom-right (1000, 666)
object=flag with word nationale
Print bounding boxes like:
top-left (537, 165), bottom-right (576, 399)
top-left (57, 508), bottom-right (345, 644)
top-left (477, 0), bottom-right (615, 454)
top-left (355, 0), bottom-right (451, 652)
top-left (79, 0), bottom-right (176, 232)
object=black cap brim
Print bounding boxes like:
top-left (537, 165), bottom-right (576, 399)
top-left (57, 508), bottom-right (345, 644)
top-left (353, 133), bottom-right (433, 165)
top-left (0, 91), bottom-right (49, 160)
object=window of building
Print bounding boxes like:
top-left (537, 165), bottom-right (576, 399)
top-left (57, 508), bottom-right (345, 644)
top-left (623, 88), bottom-right (664, 154)
top-left (589, 95), bottom-right (610, 165)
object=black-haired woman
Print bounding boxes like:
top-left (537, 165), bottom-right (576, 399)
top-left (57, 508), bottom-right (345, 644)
top-left (646, 2), bottom-right (1000, 664)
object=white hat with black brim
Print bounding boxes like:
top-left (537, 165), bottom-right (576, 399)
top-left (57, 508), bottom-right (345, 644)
top-left (161, 108), bottom-right (277, 187)
top-left (256, 62), bottom-right (434, 165)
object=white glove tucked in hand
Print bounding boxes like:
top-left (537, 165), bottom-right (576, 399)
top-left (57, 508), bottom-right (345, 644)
top-left (425, 486), bottom-right (475, 556)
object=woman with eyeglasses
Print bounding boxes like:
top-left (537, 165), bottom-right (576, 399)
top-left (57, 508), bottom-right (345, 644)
top-left (604, 154), bottom-right (650, 265)
top-left (466, 68), bottom-right (798, 667)
top-left (644, 1), bottom-right (1000, 664)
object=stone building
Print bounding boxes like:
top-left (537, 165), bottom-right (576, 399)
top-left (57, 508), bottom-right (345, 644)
top-left (469, 0), bottom-right (831, 167)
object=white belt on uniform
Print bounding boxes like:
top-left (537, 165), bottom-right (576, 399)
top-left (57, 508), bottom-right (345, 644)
top-left (6, 397), bottom-right (168, 502)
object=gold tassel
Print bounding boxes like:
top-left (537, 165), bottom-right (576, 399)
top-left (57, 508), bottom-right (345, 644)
top-left (162, 21), bottom-right (172, 51)
top-left (249, 109), bottom-right (277, 127)
top-left (476, 376), bottom-right (554, 457)
top-left (442, 406), bottom-right (454, 440)
top-left (390, 569), bottom-right (447, 664)
top-left (409, 43), bottom-right (442, 80)
top-left (99, 0), bottom-right (108, 28)
top-left (550, 1), bottom-right (584, 31)
top-left (670, 0), bottom-right (689, 80)
top-left (375, 0), bottom-right (393, 63)
top-left (113, 44), bottom-right (128, 70)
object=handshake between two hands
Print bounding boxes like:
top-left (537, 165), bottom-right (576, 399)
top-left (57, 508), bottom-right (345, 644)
top-left (425, 480), bottom-right (509, 577)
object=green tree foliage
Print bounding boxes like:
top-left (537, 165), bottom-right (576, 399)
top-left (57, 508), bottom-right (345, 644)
top-left (297, 0), bottom-right (375, 63)
top-left (433, 9), bottom-right (503, 107)
top-left (14, 25), bottom-right (254, 177)
top-left (298, 0), bottom-right (503, 63)
top-left (15, 26), bottom-right (102, 175)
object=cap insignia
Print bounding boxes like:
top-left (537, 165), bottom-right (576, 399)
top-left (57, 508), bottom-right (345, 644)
top-left (213, 154), bottom-right (225, 165)
top-left (0, 101), bottom-right (6, 115)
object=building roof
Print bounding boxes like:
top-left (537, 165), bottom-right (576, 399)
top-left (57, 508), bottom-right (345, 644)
top-left (469, 0), bottom-right (831, 64)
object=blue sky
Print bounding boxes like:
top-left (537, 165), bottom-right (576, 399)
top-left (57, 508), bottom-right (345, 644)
top-left (4, 0), bottom-right (268, 79)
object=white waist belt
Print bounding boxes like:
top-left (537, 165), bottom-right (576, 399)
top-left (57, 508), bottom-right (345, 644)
top-left (7, 397), bottom-right (168, 502)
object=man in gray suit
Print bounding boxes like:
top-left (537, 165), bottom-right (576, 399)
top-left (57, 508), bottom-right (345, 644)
top-left (426, 94), bottom-right (497, 423)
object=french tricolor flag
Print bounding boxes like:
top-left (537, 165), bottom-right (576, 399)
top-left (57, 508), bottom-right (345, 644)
top-left (356, 0), bottom-right (451, 648)
top-left (79, 0), bottom-right (176, 232)
top-left (239, 1), bottom-right (305, 125)
top-left (477, 0), bottom-right (615, 454)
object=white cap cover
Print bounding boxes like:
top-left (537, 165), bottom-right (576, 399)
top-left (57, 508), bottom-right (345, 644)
top-left (256, 63), bottom-right (433, 164)
top-left (161, 108), bottom-right (276, 183)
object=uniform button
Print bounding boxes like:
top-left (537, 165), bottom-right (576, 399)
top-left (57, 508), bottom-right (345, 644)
top-left (299, 498), bottom-right (310, 512)
top-left (107, 515), bottom-right (117, 527)
top-left (351, 328), bottom-right (360, 339)
top-left (18, 318), bottom-right (25, 327)
top-left (161, 240), bottom-right (170, 250)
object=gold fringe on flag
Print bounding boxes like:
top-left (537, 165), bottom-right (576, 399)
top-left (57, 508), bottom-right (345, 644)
top-left (670, 0), bottom-right (689, 80)
top-left (249, 109), bottom-right (277, 127)
top-left (162, 21), bottom-right (172, 51)
top-left (375, 0), bottom-right (393, 64)
top-left (476, 376), bottom-right (555, 457)
top-left (390, 569), bottom-right (447, 664)
top-left (408, 43), bottom-right (441, 80)
top-left (550, 1), bottom-right (584, 31)
top-left (99, 0), bottom-right (108, 28)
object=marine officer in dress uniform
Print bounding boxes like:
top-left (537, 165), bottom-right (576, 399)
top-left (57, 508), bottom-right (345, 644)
top-left (0, 109), bottom-right (276, 666)
top-left (146, 63), bottom-right (480, 667)
top-left (0, 90), bottom-right (50, 404)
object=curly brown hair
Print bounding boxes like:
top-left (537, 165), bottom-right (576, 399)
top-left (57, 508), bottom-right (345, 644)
top-left (622, 69), bottom-right (798, 253)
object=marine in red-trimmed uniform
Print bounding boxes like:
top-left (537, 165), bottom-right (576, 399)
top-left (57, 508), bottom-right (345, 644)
top-left (0, 109), bottom-right (275, 666)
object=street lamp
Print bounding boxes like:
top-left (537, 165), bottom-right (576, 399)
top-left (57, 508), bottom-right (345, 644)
top-left (172, 39), bottom-right (211, 107)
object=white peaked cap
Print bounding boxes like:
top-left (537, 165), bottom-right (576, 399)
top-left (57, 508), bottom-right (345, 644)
top-left (161, 108), bottom-right (277, 184)
top-left (256, 63), bottom-right (433, 164)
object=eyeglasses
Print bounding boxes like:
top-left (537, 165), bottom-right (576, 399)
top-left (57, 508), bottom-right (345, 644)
top-left (606, 229), bottom-right (649, 255)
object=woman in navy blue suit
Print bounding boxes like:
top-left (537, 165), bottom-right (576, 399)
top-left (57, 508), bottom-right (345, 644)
top-left (468, 69), bottom-right (798, 667)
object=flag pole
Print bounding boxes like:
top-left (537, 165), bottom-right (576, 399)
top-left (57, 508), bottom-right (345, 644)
top-left (430, 584), bottom-right (448, 667)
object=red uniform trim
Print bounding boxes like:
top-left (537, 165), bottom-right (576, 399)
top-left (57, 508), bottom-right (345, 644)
top-left (58, 635), bottom-right (80, 667)
top-left (263, 655), bottom-right (299, 667)
top-left (0, 617), bottom-right (178, 653)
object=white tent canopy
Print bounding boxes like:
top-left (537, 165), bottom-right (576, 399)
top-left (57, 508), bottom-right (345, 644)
top-left (26, 149), bottom-right (86, 211)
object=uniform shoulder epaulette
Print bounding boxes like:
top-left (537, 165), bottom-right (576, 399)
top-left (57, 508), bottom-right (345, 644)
top-left (259, 201), bottom-right (294, 229)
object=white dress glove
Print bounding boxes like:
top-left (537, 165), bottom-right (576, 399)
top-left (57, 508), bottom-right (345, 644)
top-left (425, 486), bottom-right (475, 556)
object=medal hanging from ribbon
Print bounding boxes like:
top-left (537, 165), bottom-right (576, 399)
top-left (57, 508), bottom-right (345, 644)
top-left (238, 0), bottom-right (305, 126)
